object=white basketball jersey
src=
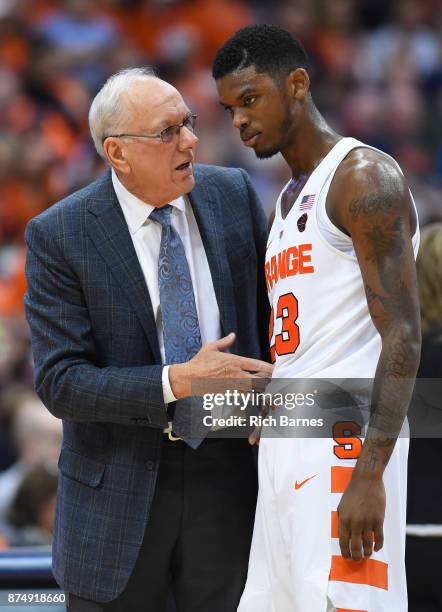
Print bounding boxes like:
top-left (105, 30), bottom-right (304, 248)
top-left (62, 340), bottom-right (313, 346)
top-left (240, 138), bottom-right (418, 612)
top-left (266, 137), bottom-right (420, 379)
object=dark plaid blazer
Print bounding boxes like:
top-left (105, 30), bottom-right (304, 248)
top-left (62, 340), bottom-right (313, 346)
top-left (24, 164), bottom-right (270, 602)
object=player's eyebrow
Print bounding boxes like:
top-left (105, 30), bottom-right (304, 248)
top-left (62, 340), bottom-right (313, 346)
top-left (219, 86), bottom-right (257, 108)
top-left (234, 86), bottom-right (257, 100)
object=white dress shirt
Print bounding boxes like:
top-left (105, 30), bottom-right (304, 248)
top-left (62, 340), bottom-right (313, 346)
top-left (111, 170), bottom-right (222, 404)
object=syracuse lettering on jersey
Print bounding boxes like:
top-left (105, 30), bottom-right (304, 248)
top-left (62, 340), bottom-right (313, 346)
top-left (265, 243), bottom-right (314, 291)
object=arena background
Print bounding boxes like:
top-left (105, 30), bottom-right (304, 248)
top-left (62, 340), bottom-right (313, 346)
top-left (0, 0), bottom-right (441, 610)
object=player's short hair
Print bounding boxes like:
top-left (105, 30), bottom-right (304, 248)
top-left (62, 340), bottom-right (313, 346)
top-left (212, 25), bottom-right (308, 83)
top-left (88, 67), bottom-right (157, 160)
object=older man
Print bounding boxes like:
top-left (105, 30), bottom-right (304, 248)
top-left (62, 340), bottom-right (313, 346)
top-left (24, 67), bottom-right (271, 612)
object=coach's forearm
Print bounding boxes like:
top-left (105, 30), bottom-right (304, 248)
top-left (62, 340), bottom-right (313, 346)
top-left (36, 360), bottom-right (169, 428)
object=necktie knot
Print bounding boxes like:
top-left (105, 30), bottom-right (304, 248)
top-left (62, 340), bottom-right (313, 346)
top-left (150, 204), bottom-right (173, 227)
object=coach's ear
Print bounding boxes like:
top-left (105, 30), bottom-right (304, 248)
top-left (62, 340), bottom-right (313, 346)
top-left (103, 137), bottom-right (130, 175)
top-left (286, 68), bottom-right (310, 102)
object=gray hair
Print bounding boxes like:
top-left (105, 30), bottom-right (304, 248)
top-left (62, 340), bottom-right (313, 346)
top-left (89, 67), bottom-right (157, 160)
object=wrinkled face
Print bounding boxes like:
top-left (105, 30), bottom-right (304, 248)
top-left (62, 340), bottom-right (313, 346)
top-left (216, 66), bottom-right (293, 159)
top-left (105, 78), bottom-right (198, 205)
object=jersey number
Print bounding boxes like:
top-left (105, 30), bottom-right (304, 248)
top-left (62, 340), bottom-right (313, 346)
top-left (333, 421), bottom-right (362, 460)
top-left (269, 292), bottom-right (300, 363)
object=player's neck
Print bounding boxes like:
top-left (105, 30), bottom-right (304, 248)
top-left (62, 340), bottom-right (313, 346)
top-left (282, 107), bottom-right (341, 179)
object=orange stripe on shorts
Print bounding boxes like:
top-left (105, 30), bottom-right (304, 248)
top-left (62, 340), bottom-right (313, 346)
top-left (330, 555), bottom-right (388, 590)
top-left (331, 510), bottom-right (339, 538)
top-left (336, 608), bottom-right (368, 612)
top-left (331, 466), bottom-right (353, 493)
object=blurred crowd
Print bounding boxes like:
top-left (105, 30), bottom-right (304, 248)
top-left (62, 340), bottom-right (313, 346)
top-left (0, 0), bottom-right (441, 546)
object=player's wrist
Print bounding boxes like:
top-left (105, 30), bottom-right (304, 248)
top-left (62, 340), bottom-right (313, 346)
top-left (353, 461), bottom-right (385, 482)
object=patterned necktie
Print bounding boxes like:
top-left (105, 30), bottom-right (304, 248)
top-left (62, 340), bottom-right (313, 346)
top-left (150, 205), bottom-right (204, 447)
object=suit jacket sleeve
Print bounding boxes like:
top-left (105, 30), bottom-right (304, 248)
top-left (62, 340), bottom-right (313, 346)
top-left (24, 217), bottom-right (169, 429)
top-left (239, 168), bottom-right (271, 363)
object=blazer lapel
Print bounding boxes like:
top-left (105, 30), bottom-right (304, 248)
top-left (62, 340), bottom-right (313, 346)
top-left (189, 176), bottom-right (238, 346)
top-left (85, 172), bottom-right (161, 362)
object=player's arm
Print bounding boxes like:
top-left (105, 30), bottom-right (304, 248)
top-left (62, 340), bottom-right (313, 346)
top-left (327, 149), bottom-right (421, 561)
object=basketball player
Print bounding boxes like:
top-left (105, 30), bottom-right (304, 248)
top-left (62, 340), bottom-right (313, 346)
top-left (213, 25), bottom-right (421, 611)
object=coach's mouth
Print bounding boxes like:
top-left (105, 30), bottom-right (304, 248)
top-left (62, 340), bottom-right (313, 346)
top-left (175, 160), bottom-right (193, 174)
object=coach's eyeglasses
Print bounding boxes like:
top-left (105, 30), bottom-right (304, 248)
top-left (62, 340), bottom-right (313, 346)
top-left (104, 113), bottom-right (197, 144)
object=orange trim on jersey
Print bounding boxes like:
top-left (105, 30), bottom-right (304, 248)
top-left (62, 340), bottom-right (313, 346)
top-left (336, 608), bottom-right (368, 612)
top-left (329, 555), bottom-right (388, 590)
top-left (331, 466), bottom-right (354, 493)
top-left (331, 510), bottom-right (339, 538)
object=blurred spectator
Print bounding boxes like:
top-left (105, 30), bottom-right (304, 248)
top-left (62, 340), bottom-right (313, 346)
top-left (34, 0), bottom-right (119, 91)
top-left (406, 223), bottom-right (442, 611)
top-left (4, 463), bottom-right (58, 546)
top-left (109, 0), bottom-right (253, 70)
top-left (273, 0), bottom-right (316, 48)
top-left (355, 0), bottom-right (441, 84)
top-left (0, 389), bottom-right (61, 524)
top-left (416, 223), bottom-right (442, 339)
top-left (313, 0), bottom-right (359, 80)
top-left (0, 315), bottom-right (32, 384)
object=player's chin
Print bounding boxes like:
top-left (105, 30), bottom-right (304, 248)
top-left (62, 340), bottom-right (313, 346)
top-left (254, 143), bottom-right (280, 160)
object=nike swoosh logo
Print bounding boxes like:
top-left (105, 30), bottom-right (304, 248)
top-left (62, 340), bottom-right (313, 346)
top-left (294, 475), bottom-right (317, 490)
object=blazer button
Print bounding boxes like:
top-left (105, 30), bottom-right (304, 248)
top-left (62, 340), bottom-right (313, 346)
top-left (146, 461), bottom-right (154, 471)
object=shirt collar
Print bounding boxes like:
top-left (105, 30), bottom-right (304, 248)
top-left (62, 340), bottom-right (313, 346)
top-left (111, 169), bottom-right (186, 235)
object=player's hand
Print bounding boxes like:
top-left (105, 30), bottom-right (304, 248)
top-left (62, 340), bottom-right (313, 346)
top-left (248, 425), bottom-right (261, 446)
top-left (247, 395), bottom-right (273, 446)
top-left (169, 333), bottom-right (273, 399)
top-left (337, 475), bottom-right (386, 561)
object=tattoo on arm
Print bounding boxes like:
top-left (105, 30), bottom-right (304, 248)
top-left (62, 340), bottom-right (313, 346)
top-left (349, 192), bottom-right (395, 220)
top-left (348, 188), bottom-right (420, 475)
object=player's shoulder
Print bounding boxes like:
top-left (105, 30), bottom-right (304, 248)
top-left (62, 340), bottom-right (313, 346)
top-left (332, 146), bottom-right (407, 197)
top-left (328, 145), bottom-right (415, 231)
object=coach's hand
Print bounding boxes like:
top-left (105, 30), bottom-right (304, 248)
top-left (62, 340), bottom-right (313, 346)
top-left (169, 332), bottom-right (273, 399)
top-left (337, 474), bottom-right (386, 561)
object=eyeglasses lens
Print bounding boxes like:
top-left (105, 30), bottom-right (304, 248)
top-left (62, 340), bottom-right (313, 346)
top-left (161, 115), bottom-right (197, 143)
